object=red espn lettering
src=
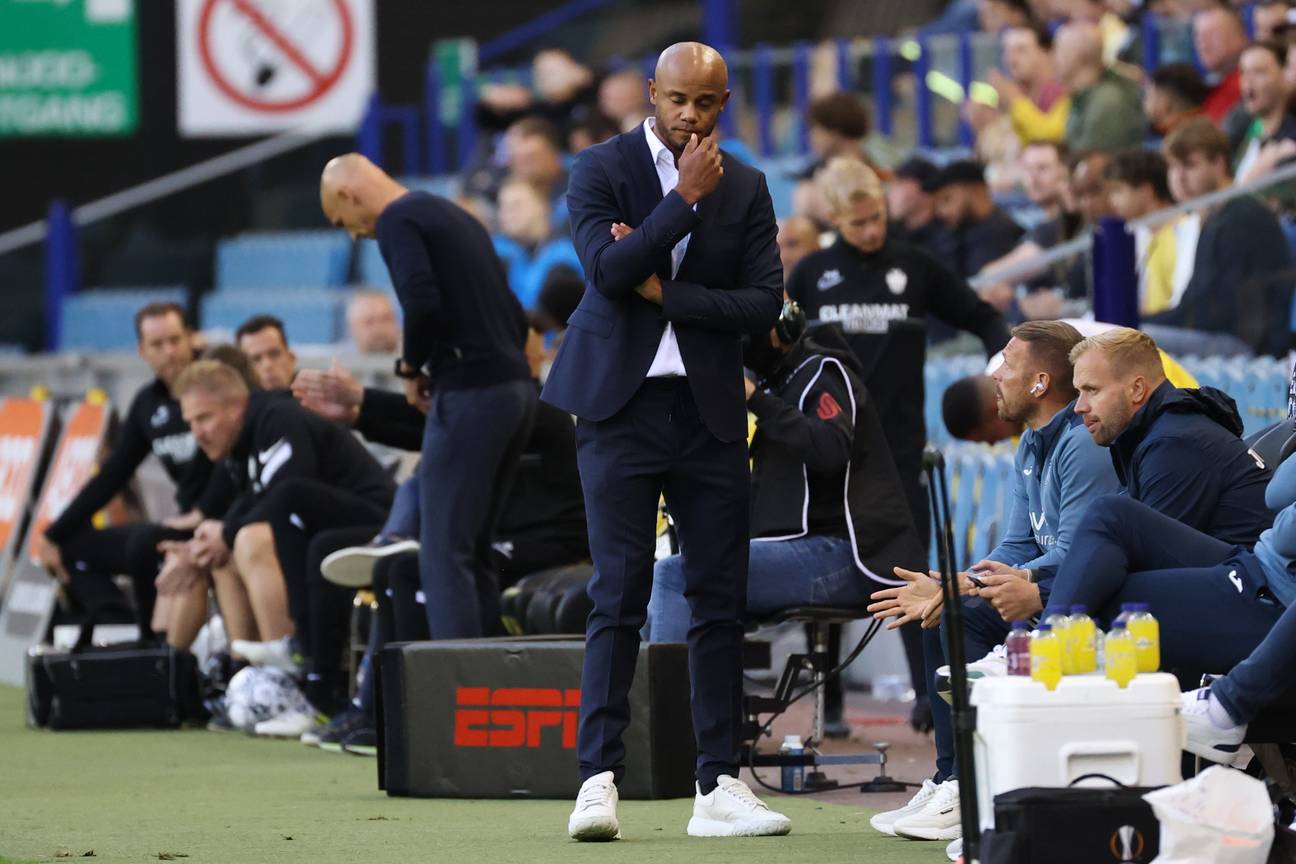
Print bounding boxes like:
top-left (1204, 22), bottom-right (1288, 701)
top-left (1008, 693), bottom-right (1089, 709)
top-left (453, 687), bottom-right (581, 749)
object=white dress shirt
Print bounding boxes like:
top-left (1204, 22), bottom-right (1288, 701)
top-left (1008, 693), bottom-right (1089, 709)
top-left (642, 118), bottom-right (690, 378)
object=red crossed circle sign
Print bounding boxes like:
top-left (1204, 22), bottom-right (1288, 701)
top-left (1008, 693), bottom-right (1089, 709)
top-left (197, 0), bottom-right (354, 113)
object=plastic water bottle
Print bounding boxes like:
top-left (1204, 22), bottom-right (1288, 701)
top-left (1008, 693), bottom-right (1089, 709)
top-left (1005, 621), bottom-right (1031, 676)
top-left (1029, 623), bottom-right (1062, 691)
top-left (1127, 603), bottom-right (1161, 673)
top-left (1044, 612), bottom-right (1073, 675)
top-left (1112, 603), bottom-right (1137, 630)
top-left (1105, 622), bottom-right (1137, 689)
top-left (1068, 605), bottom-right (1098, 674)
top-left (779, 735), bottom-right (805, 792)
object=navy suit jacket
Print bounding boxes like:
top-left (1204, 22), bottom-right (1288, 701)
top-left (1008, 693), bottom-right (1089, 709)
top-left (540, 128), bottom-right (783, 443)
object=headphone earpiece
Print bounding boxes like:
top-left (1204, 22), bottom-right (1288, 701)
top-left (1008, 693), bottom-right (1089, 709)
top-left (1030, 382), bottom-right (1045, 396)
top-left (774, 300), bottom-right (807, 346)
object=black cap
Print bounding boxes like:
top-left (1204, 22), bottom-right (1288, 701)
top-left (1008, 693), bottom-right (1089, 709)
top-left (923, 159), bottom-right (986, 193)
top-left (892, 156), bottom-right (939, 188)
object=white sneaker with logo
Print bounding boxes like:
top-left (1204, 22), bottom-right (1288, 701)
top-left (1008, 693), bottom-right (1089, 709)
top-left (936, 645), bottom-right (1008, 704)
top-left (687, 775), bottom-right (792, 837)
top-left (1181, 688), bottom-right (1246, 763)
top-left (568, 771), bottom-right (620, 841)
top-left (869, 778), bottom-right (939, 836)
top-left (893, 778), bottom-right (962, 841)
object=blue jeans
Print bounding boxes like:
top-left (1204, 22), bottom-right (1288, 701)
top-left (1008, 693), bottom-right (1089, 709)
top-left (381, 475), bottom-right (420, 539)
top-left (646, 534), bottom-right (867, 643)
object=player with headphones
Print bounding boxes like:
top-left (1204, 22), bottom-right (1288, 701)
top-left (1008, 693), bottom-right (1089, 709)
top-left (646, 300), bottom-right (928, 661)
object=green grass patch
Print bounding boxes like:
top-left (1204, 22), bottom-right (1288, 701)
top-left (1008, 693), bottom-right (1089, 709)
top-left (0, 684), bottom-right (941, 863)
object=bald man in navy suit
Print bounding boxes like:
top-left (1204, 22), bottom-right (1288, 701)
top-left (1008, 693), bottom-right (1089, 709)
top-left (543, 43), bottom-right (789, 841)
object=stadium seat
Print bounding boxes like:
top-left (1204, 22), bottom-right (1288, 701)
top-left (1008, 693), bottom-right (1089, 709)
top-left (200, 289), bottom-right (343, 344)
top-left (355, 240), bottom-right (392, 292)
top-left (60, 286), bottom-right (187, 352)
top-left (214, 231), bottom-right (351, 292)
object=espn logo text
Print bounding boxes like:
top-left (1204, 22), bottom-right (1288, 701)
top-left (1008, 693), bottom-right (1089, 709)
top-left (454, 687), bottom-right (580, 749)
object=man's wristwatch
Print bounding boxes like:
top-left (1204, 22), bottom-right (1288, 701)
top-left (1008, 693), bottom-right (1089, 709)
top-left (393, 359), bottom-right (421, 380)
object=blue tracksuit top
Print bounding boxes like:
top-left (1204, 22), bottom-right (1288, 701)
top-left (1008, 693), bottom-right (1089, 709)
top-left (986, 400), bottom-right (1120, 600)
top-left (1254, 455), bottom-right (1296, 608)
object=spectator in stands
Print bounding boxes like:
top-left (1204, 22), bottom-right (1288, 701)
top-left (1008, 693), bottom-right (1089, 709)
top-left (1147, 118), bottom-right (1294, 356)
top-left (175, 360), bottom-right (395, 721)
top-left (977, 0), bottom-right (1032, 32)
top-left (598, 67), bottom-right (651, 133)
top-left (886, 157), bottom-right (956, 262)
top-left (1256, 0), bottom-right (1295, 41)
top-left (498, 177), bottom-right (558, 253)
top-left (1053, 21), bottom-right (1146, 151)
top-left (1233, 40), bottom-right (1296, 183)
top-left (476, 48), bottom-right (597, 140)
top-left (972, 23), bottom-right (1067, 157)
top-left (941, 374), bottom-right (1024, 443)
top-left (869, 321), bottom-right (1118, 854)
top-left (1104, 149), bottom-right (1187, 316)
top-left (776, 215), bottom-right (822, 282)
top-left (926, 159), bottom-right (1026, 278)
top-left (35, 302), bottom-right (212, 641)
top-left (345, 290), bottom-right (399, 354)
top-left (787, 158), bottom-right (1010, 730)
top-left (647, 305), bottom-right (926, 640)
top-left (507, 117), bottom-right (569, 209)
top-left (806, 92), bottom-right (888, 176)
top-left (1144, 63), bottom-right (1210, 142)
top-left (235, 315), bottom-right (296, 390)
top-left (1194, 6), bottom-right (1249, 127)
top-left (566, 110), bottom-right (619, 155)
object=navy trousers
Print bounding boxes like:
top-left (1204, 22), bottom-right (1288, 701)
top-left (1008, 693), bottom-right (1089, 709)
top-left (575, 378), bottom-right (749, 791)
top-left (1042, 495), bottom-right (1282, 680)
top-left (418, 380), bottom-right (537, 639)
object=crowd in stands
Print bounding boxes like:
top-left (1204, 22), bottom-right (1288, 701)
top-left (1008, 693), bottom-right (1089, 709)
top-left (28, 1), bottom-right (1296, 858)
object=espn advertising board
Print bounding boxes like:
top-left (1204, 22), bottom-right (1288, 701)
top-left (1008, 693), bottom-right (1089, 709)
top-left (0, 400), bottom-right (109, 686)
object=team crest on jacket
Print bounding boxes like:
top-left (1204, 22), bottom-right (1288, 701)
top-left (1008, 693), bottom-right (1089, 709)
top-left (885, 268), bottom-right (907, 295)
top-left (817, 269), bottom-right (844, 291)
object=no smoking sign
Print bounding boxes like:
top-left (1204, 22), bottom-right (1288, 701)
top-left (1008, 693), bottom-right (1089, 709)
top-left (178, 0), bottom-right (374, 136)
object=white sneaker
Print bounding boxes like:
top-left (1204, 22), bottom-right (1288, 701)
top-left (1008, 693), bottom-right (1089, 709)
top-left (1181, 688), bottom-right (1246, 763)
top-left (255, 709), bottom-right (317, 739)
top-left (232, 637), bottom-right (301, 674)
top-left (568, 771), bottom-right (620, 841)
top-left (687, 775), bottom-right (791, 837)
top-left (936, 645), bottom-right (1008, 705)
top-left (869, 778), bottom-right (940, 836)
top-left (320, 537), bottom-right (420, 588)
top-left (893, 779), bottom-right (961, 841)
top-left (946, 836), bottom-right (963, 861)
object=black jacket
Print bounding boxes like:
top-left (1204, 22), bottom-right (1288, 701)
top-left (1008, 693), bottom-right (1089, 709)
top-left (748, 335), bottom-right (927, 581)
top-left (786, 237), bottom-right (1009, 475)
top-left (220, 392), bottom-right (395, 547)
top-left (46, 379), bottom-right (212, 544)
top-left (1111, 381), bottom-right (1272, 546)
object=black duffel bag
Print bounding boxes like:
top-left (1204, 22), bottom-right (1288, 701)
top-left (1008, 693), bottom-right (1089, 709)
top-left (26, 614), bottom-right (205, 730)
top-left (979, 774), bottom-right (1164, 864)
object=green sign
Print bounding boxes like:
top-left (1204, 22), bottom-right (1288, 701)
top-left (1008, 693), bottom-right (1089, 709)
top-left (0, 0), bottom-right (137, 137)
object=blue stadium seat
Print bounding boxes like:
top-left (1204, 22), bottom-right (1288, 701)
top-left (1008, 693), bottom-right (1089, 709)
top-left (215, 230), bottom-right (351, 291)
top-left (60, 286), bottom-right (187, 352)
top-left (355, 240), bottom-right (393, 292)
top-left (200, 289), bottom-right (343, 344)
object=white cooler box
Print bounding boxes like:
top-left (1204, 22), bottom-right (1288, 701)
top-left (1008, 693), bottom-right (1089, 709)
top-left (971, 673), bottom-right (1184, 831)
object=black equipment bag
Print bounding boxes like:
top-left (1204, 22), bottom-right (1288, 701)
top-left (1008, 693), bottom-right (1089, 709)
top-left (979, 774), bottom-right (1163, 864)
top-left (26, 615), bottom-right (204, 730)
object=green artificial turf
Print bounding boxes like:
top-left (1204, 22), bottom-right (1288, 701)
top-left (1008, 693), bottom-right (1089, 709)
top-left (0, 685), bottom-right (942, 863)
